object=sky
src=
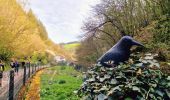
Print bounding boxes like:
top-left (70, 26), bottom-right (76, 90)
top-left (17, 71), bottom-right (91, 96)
top-left (27, 0), bottom-right (100, 43)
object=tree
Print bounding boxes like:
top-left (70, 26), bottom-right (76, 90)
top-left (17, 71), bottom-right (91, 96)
top-left (76, 0), bottom-right (170, 66)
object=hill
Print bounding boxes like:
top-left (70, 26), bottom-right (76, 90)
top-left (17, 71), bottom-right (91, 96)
top-left (63, 42), bottom-right (80, 51)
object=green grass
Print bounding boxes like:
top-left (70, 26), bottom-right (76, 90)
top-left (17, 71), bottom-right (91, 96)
top-left (40, 66), bottom-right (82, 100)
top-left (63, 43), bottom-right (80, 51)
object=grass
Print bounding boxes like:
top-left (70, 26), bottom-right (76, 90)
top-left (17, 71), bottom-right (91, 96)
top-left (63, 43), bottom-right (80, 51)
top-left (40, 66), bottom-right (82, 100)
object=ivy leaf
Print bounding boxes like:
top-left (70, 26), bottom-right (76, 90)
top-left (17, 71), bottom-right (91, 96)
top-left (132, 86), bottom-right (141, 92)
top-left (87, 78), bottom-right (95, 82)
top-left (144, 56), bottom-right (153, 60)
top-left (100, 78), bottom-right (105, 82)
top-left (165, 89), bottom-right (170, 98)
top-left (108, 86), bottom-right (121, 95)
top-left (167, 76), bottom-right (170, 80)
top-left (156, 90), bottom-right (164, 97)
top-left (97, 94), bottom-right (106, 100)
top-left (135, 63), bottom-right (143, 67)
top-left (110, 79), bottom-right (118, 85)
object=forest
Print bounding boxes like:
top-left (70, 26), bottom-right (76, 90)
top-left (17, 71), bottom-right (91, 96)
top-left (0, 0), bottom-right (72, 65)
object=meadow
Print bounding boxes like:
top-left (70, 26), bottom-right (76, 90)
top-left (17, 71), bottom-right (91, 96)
top-left (40, 66), bottom-right (82, 100)
top-left (63, 43), bottom-right (80, 51)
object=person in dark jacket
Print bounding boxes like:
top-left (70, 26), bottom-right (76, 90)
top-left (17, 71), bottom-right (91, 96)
top-left (14, 60), bottom-right (19, 74)
top-left (10, 59), bottom-right (19, 75)
top-left (10, 59), bottom-right (15, 69)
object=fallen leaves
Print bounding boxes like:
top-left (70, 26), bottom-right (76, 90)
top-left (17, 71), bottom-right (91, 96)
top-left (25, 70), bottom-right (43, 100)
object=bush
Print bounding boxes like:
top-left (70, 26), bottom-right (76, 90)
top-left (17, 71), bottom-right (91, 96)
top-left (60, 66), bottom-right (66, 70)
top-left (78, 53), bottom-right (170, 100)
top-left (0, 47), bottom-right (13, 61)
top-left (58, 80), bottom-right (66, 84)
top-left (153, 15), bottom-right (170, 45)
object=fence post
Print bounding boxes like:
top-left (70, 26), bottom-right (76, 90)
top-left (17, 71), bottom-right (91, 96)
top-left (31, 63), bottom-right (33, 74)
top-left (35, 64), bottom-right (36, 72)
top-left (38, 63), bottom-right (40, 70)
top-left (38, 64), bottom-right (39, 70)
top-left (28, 62), bottom-right (30, 78)
top-left (23, 62), bottom-right (26, 86)
top-left (9, 70), bottom-right (14, 100)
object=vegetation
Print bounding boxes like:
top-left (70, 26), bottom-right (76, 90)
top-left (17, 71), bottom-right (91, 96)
top-left (76, 0), bottom-right (170, 66)
top-left (63, 42), bottom-right (80, 51)
top-left (0, 0), bottom-right (72, 66)
top-left (62, 42), bottom-right (80, 61)
top-left (78, 53), bottom-right (170, 99)
top-left (0, 0), bottom-right (169, 99)
top-left (40, 66), bottom-right (82, 100)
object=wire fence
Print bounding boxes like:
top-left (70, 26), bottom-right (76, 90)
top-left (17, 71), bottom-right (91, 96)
top-left (0, 63), bottom-right (49, 100)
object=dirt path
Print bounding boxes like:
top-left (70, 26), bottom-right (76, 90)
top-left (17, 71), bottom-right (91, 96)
top-left (25, 70), bottom-right (43, 100)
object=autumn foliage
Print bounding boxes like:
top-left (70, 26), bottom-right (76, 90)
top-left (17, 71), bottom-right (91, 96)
top-left (0, 0), bottom-right (71, 62)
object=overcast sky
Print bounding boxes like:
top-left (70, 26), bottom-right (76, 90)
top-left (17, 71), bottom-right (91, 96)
top-left (28, 0), bottom-right (100, 43)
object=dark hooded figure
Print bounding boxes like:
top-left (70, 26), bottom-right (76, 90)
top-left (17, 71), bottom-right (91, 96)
top-left (97, 36), bottom-right (144, 67)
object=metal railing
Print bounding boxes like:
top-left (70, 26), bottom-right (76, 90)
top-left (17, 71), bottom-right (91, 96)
top-left (0, 63), bottom-right (48, 100)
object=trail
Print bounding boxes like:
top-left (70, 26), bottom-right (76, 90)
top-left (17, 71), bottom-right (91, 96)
top-left (25, 70), bottom-right (43, 100)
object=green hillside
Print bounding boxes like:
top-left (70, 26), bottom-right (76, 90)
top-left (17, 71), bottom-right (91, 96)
top-left (63, 42), bottom-right (80, 51)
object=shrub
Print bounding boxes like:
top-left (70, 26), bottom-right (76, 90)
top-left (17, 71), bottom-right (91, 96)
top-left (78, 53), bottom-right (170, 100)
top-left (60, 66), bottom-right (66, 70)
top-left (0, 47), bottom-right (13, 61)
top-left (58, 80), bottom-right (66, 84)
top-left (153, 15), bottom-right (170, 45)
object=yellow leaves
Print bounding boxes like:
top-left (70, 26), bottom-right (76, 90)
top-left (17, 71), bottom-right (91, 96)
top-left (0, 0), bottom-right (47, 57)
top-left (25, 70), bottom-right (43, 100)
top-left (13, 34), bottom-right (47, 57)
top-left (0, 0), bottom-right (70, 61)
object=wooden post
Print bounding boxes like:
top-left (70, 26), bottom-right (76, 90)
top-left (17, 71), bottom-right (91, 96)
top-left (32, 63), bottom-right (33, 74)
top-left (38, 64), bottom-right (39, 70)
top-left (38, 63), bottom-right (39, 70)
top-left (28, 62), bottom-right (30, 78)
top-left (9, 70), bottom-right (14, 100)
top-left (37, 64), bottom-right (39, 70)
top-left (23, 62), bottom-right (26, 85)
top-left (35, 64), bottom-right (36, 72)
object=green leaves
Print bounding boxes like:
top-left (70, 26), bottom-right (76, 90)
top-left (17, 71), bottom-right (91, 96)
top-left (0, 46), bottom-right (13, 61)
top-left (97, 94), bottom-right (107, 100)
top-left (132, 86), bottom-right (141, 92)
top-left (78, 53), bottom-right (170, 99)
top-left (167, 76), bottom-right (170, 80)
